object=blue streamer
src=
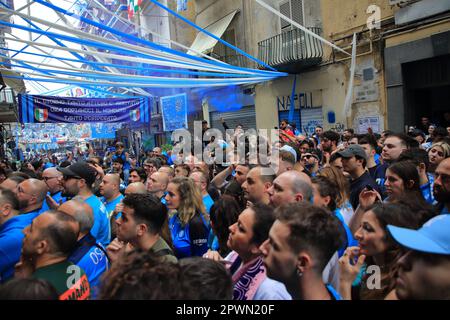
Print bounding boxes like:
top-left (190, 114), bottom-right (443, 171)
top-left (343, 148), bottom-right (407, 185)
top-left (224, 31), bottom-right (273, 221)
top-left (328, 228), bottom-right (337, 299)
top-left (0, 20), bottom-right (203, 71)
top-left (32, 0), bottom-right (284, 77)
top-left (0, 61), bottom-right (270, 85)
top-left (1, 48), bottom-right (257, 78)
top-left (1, 74), bottom-right (269, 88)
top-left (9, 0), bottom-right (81, 59)
top-left (0, 2), bottom-right (105, 73)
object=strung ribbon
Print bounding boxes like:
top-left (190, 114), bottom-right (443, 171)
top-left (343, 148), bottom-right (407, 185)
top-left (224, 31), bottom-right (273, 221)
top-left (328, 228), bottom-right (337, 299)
top-left (343, 33), bottom-right (357, 118)
top-left (0, 61), bottom-right (274, 84)
top-left (1, 48), bottom-right (256, 78)
top-left (32, 0), bottom-right (285, 76)
top-left (1, 74), bottom-right (271, 88)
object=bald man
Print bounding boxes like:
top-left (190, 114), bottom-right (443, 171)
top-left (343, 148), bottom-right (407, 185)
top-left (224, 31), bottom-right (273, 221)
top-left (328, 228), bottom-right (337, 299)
top-left (60, 198), bottom-right (109, 299)
top-left (99, 174), bottom-right (124, 221)
top-left (267, 171), bottom-right (313, 208)
top-left (241, 166), bottom-right (276, 206)
top-left (42, 167), bottom-right (66, 213)
top-left (15, 178), bottom-right (48, 215)
top-left (124, 182), bottom-right (147, 195)
top-left (18, 210), bottom-right (91, 300)
top-left (147, 172), bottom-right (169, 204)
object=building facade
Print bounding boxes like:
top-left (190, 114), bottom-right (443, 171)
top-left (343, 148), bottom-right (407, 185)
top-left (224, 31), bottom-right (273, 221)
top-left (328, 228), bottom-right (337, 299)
top-left (187, 0), bottom-right (450, 135)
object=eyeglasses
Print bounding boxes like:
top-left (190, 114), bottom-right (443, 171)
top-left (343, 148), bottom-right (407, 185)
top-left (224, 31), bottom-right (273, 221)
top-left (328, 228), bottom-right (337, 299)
top-left (302, 155), bottom-right (314, 160)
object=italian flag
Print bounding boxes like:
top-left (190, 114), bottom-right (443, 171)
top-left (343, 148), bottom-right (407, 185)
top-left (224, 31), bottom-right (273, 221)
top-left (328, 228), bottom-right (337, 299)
top-left (34, 108), bottom-right (48, 122)
top-left (127, 0), bottom-right (143, 19)
top-left (130, 108), bottom-right (140, 122)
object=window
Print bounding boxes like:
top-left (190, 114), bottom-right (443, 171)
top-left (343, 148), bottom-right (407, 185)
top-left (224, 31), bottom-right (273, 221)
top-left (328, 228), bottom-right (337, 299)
top-left (279, 0), bottom-right (304, 31)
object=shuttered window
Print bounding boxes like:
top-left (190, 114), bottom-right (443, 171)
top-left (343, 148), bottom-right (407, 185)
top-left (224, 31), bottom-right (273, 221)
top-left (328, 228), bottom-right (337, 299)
top-left (279, 0), bottom-right (304, 31)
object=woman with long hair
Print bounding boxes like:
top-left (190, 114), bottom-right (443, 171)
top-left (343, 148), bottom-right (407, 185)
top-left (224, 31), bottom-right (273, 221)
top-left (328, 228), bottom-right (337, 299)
top-left (384, 161), bottom-right (424, 202)
top-left (204, 203), bottom-right (291, 300)
top-left (165, 177), bottom-right (210, 259)
top-left (208, 195), bottom-right (241, 257)
top-left (338, 202), bottom-right (423, 300)
top-left (428, 141), bottom-right (450, 173)
top-left (319, 166), bottom-right (354, 225)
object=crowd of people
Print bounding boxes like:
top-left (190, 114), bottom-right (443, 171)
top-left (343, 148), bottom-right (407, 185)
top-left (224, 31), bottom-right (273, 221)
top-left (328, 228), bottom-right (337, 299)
top-left (0, 117), bottom-right (449, 300)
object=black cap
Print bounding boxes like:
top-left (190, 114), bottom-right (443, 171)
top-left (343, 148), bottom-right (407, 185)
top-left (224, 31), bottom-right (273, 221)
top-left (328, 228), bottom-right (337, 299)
top-left (57, 161), bottom-right (97, 186)
top-left (337, 144), bottom-right (367, 161)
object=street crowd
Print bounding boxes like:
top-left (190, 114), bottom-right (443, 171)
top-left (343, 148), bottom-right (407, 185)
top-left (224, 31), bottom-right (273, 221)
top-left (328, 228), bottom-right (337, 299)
top-left (0, 117), bottom-right (449, 300)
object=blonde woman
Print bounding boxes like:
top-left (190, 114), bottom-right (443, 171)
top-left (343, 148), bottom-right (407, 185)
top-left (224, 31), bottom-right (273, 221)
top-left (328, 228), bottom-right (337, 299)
top-left (428, 141), bottom-right (450, 173)
top-left (165, 177), bottom-right (210, 258)
top-left (319, 166), bottom-right (354, 225)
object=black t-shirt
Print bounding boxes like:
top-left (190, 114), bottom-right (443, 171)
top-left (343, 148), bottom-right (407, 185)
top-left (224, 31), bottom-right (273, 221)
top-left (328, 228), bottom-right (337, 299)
top-left (349, 171), bottom-right (381, 210)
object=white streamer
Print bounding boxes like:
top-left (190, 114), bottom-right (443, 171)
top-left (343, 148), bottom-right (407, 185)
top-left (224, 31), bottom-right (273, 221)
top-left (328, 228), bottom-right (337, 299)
top-left (343, 33), bottom-right (357, 118)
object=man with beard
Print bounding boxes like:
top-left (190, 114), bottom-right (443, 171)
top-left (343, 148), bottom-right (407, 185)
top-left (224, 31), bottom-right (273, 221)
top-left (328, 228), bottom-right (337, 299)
top-left (320, 131), bottom-right (340, 165)
top-left (57, 162), bottom-right (110, 247)
top-left (241, 166), bottom-right (275, 206)
top-left (433, 158), bottom-right (450, 214)
top-left (300, 149), bottom-right (321, 177)
top-left (15, 178), bottom-right (48, 216)
top-left (106, 193), bottom-right (177, 265)
top-left (16, 210), bottom-right (91, 300)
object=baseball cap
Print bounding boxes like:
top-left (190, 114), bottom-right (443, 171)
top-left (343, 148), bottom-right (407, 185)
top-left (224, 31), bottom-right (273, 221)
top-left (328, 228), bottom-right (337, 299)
top-left (57, 161), bottom-right (97, 186)
top-left (387, 214), bottom-right (450, 255)
top-left (280, 145), bottom-right (297, 162)
top-left (337, 144), bottom-right (367, 161)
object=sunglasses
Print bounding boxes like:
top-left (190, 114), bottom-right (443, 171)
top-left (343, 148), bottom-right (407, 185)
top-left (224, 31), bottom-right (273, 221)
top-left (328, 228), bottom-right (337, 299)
top-left (302, 155), bottom-right (314, 160)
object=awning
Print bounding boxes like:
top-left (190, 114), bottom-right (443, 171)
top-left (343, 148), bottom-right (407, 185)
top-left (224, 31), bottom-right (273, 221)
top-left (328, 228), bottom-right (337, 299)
top-left (187, 10), bottom-right (238, 57)
top-left (0, 68), bottom-right (26, 93)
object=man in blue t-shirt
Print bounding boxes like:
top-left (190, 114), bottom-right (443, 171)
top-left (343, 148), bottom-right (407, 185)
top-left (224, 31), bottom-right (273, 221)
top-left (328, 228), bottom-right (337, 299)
top-left (58, 162), bottom-right (110, 246)
top-left (59, 199), bottom-right (109, 300)
top-left (190, 171), bottom-right (214, 214)
top-left (0, 189), bottom-right (40, 283)
top-left (42, 167), bottom-right (67, 212)
top-left (147, 172), bottom-right (169, 205)
top-left (99, 174), bottom-right (124, 220)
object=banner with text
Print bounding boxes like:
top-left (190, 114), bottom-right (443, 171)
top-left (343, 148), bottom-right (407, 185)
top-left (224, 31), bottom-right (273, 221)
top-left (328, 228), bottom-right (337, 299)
top-left (18, 94), bottom-right (150, 123)
top-left (160, 93), bottom-right (188, 132)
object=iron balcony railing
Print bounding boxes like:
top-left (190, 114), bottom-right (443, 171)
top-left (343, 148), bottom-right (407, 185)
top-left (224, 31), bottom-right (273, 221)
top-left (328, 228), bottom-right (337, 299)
top-left (258, 27), bottom-right (323, 69)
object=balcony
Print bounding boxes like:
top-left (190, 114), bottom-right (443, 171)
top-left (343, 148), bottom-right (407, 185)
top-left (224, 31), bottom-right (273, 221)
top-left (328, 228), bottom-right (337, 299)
top-left (258, 27), bottom-right (323, 73)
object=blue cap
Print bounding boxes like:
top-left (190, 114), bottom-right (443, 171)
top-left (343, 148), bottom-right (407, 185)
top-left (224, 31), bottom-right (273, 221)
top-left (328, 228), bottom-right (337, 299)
top-left (387, 214), bottom-right (450, 255)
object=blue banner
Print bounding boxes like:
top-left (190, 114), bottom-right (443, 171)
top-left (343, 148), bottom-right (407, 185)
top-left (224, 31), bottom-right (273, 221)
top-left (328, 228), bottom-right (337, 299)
top-left (18, 94), bottom-right (150, 123)
top-left (160, 93), bottom-right (188, 132)
top-left (90, 123), bottom-right (123, 139)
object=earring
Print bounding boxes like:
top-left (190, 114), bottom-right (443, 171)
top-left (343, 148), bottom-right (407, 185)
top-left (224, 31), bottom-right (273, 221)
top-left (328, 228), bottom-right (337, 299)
top-left (297, 269), bottom-right (303, 277)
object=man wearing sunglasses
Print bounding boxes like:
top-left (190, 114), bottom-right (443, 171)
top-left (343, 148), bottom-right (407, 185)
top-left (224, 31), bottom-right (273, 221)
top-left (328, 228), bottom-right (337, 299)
top-left (57, 162), bottom-right (110, 247)
top-left (42, 167), bottom-right (66, 210)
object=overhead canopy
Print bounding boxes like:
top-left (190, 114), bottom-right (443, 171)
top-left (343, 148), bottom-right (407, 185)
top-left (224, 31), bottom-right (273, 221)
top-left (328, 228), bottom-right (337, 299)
top-left (0, 67), bottom-right (26, 93)
top-left (187, 10), bottom-right (238, 57)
